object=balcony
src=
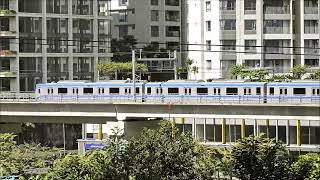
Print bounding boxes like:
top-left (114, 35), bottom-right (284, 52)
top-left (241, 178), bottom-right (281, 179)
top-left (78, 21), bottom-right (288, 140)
top-left (264, 27), bottom-right (290, 34)
top-left (0, 9), bottom-right (16, 17)
top-left (0, 50), bottom-right (17, 57)
top-left (304, 7), bottom-right (318, 14)
top-left (264, 6), bottom-right (290, 14)
top-left (0, 70), bottom-right (17, 78)
top-left (0, 31), bottom-right (16, 37)
top-left (166, 30), bottom-right (179, 37)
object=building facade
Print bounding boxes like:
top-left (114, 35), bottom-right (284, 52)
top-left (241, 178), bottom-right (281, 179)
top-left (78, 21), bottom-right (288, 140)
top-left (187, 0), bottom-right (320, 80)
top-left (0, 0), bottom-right (112, 92)
top-left (110, 0), bottom-right (187, 80)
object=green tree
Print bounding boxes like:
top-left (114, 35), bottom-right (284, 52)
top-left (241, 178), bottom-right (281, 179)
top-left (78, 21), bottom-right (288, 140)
top-left (0, 133), bottom-right (63, 177)
top-left (125, 121), bottom-right (202, 179)
top-left (291, 153), bottom-right (320, 179)
top-left (229, 135), bottom-right (291, 180)
top-left (111, 35), bottom-right (137, 62)
top-left (309, 69), bottom-right (320, 80)
top-left (230, 65), bottom-right (247, 79)
top-left (292, 65), bottom-right (307, 79)
top-left (98, 62), bottom-right (148, 80)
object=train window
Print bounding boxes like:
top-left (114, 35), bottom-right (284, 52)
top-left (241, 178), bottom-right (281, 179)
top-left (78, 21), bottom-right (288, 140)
top-left (280, 88), bottom-right (288, 96)
top-left (98, 88), bottom-right (104, 94)
top-left (110, 88), bottom-right (120, 94)
top-left (226, 88), bottom-right (238, 95)
top-left (83, 88), bottom-right (93, 94)
top-left (136, 87), bottom-right (140, 94)
top-left (184, 88), bottom-right (191, 95)
top-left (213, 88), bottom-right (221, 95)
top-left (124, 88), bottom-right (131, 95)
top-left (256, 87), bottom-right (261, 95)
top-left (293, 88), bottom-right (306, 95)
top-left (156, 88), bottom-right (162, 95)
top-left (197, 88), bottom-right (208, 95)
top-left (168, 88), bottom-right (179, 94)
top-left (73, 88), bottom-right (79, 94)
top-left (48, 88), bottom-right (54, 94)
top-left (244, 88), bottom-right (251, 95)
top-left (147, 87), bottom-right (151, 95)
top-left (58, 88), bottom-right (68, 94)
top-left (269, 87), bottom-right (274, 95)
top-left (312, 88), bottom-right (320, 96)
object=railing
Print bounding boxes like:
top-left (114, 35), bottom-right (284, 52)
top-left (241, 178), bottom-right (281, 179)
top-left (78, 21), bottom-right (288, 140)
top-left (1, 93), bottom-right (319, 105)
top-left (264, 6), bottom-right (290, 14)
top-left (264, 27), bottom-right (290, 34)
top-left (304, 7), bottom-right (318, 14)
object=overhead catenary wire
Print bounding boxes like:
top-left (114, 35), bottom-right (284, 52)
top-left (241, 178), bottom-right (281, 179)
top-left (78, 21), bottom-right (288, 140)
top-left (4, 40), bottom-right (320, 57)
top-left (2, 37), bottom-right (320, 50)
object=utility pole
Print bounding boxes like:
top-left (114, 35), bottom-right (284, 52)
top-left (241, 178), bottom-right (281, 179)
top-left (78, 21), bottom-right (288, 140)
top-left (132, 50), bottom-right (136, 102)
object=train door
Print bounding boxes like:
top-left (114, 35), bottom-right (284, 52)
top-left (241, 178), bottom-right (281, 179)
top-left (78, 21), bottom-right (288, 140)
top-left (72, 88), bottom-right (79, 95)
top-left (184, 87), bottom-right (191, 95)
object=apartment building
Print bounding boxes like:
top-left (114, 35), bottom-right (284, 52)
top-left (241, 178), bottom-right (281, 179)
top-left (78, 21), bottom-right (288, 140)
top-left (187, 0), bottom-right (320, 80)
top-left (0, 0), bottom-right (112, 92)
top-left (110, 0), bottom-right (186, 80)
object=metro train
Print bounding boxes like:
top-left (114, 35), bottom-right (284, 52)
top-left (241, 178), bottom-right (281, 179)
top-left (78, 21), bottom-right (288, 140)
top-left (35, 80), bottom-right (320, 104)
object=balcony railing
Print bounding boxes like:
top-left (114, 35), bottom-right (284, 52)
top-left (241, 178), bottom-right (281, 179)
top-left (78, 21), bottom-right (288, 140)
top-left (304, 49), bottom-right (319, 55)
top-left (0, 31), bottom-right (16, 37)
top-left (264, 6), bottom-right (290, 14)
top-left (166, 31), bottom-right (180, 37)
top-left (304, 7), bottom-right (318, 14)
top-left (0, 70), bottom-right (17, 78)
top-left (264, 27), bottom-right (290, 34)
top-left (0, 9), bottom-right (16, 16)
top-left (264, 47), bottom-right (291, 54)
top-left (0, 50), bottom-right (17, 57)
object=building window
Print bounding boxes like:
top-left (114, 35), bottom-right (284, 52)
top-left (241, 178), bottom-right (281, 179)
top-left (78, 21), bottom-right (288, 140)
top-left (165, 10), bottom-right (180, 22)
top-left (206, 21), bottom-right (211, 31)
top-left (118, 26), bottom-right (128, 38)
top-left (220, 19), bottom-right (236, 30)
top-left (151, 10), bottom-right (159, 21)
top-left (151, 26), bottom-right (159, 37)
top-left (206, 60), bottom-right (212, 70)
top-left (119, 11), bottom-right (128, 22)
top-left (119, 0), bottom-right (128, 6)
top-left (206, 1), bottom-right (211, 12)
top-left (244, 20), bottom-right (256, 34)
top-left (219, 0), bottom-right (236, 10)
top-left (245, 40), bottom-right (257, 52)
top-left (244, 0), bottom-right (256, 11)
top-left (221, 40), bottom-right (236, 50)
top-left (206, 40), bottom-right (211, 51)
top-left (165, 0), bottom-right (179, 6)
top-left (151, 0), bottom-right (158, 6)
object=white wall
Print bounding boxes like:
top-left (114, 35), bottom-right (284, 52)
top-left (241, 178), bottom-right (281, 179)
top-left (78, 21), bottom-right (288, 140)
top-left (187, 0), bottom-right (221, 80)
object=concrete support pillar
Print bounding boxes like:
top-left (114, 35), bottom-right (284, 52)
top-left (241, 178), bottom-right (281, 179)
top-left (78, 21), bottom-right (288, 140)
top-left (297, 120), bottom-right (301, 146)
top-left (222, 118), bottom-right (226, 144)
top-left (241, 119), bottom-right (245, 139)
top-left (68, 0), bottom-right (73, 80)
top-left (266, 119), bottom-right (270, 138)
top-left (98, 124), bottom-right (103, 140)
top-left (42, 0), bottom-right (47, 83)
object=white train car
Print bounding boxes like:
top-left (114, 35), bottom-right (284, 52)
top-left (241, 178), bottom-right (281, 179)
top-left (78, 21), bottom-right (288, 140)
top-left (36, 80), bottom-right (146, 102)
